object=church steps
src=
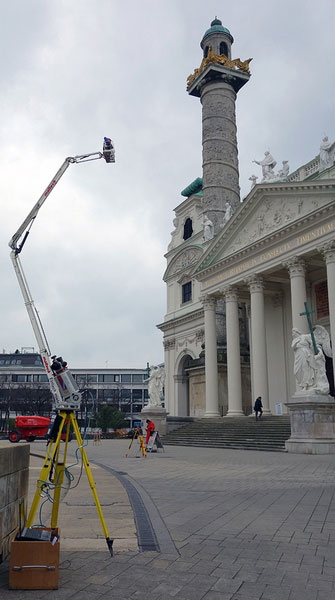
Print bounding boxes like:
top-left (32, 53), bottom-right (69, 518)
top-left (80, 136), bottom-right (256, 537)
top-left (163, 416), bottom-right (291, 452)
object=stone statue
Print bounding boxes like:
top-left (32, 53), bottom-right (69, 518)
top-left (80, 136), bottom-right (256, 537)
top-left (172, 216), bottom-right (179, 232)
top-left (277, 160), bottom-right (289, 179)
top-left (249, 174), bottom-right (258, 189)
top-left (314, 325), bottom-right (332, 358)
top-left (203, 215), bottom-right (214, 241)
top-left (253, 151), bottom-right (277, 182)
top-left (319, 136), bottom-right (334, 170)
top-left (220, 202), bottom-right (232, 228)
top-left (145, 365), bottom-right (165, 407)
top-left (224, 201), bottom-right (232, 223)
top-left (291, 328), bottom-right (329, 395)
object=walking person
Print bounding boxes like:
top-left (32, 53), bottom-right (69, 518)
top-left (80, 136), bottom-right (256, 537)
top-left (254, 396), bottom-right (263, 421)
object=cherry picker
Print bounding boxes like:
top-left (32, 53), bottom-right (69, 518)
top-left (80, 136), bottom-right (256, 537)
top-left (9, 138), bottom-right (115, 556)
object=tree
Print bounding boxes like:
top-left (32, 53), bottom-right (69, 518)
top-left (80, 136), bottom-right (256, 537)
top-left (10, 385), bottom-right (52, 416)
top-left (95, 405), bottom-right (127, 433)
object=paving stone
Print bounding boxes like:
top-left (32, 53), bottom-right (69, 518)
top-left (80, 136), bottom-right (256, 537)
top-left (261, 584), bottom-right (291, 600)
top-left (212, 577), bottom-right (243, 594)
top-left (175, 589), bottom-right (209, 600)
top-left (189, 560), bottom-right (219, 575)
top-left (150, 581), bottom-right (183, 596)
top-left (211, 565), bottom-right (241, 579)
top-left (202, 593), bottom-right (234, 600)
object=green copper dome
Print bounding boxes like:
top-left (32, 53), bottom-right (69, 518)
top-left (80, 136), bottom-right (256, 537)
top-left (201, 17), bottom-right (233, 45)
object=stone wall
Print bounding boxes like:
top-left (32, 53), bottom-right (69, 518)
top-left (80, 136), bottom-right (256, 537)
top-left (0, 443), bottom-right (29, 562)
top-left (189, 364), bottom-right (251, 417)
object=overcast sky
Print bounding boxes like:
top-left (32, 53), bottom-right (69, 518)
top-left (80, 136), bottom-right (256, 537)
top-left (1, 0), bottom-right (334, 368)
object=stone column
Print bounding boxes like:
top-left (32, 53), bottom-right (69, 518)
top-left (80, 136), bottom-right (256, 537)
top-left (222, 286), bottom-right (244, 416)
top-left (202, 295), bottom-right (220, 417)
top-left (201, 80), bottom-right (240, 233)
top-left (245, 276), bottom-right (270, 414)
top-left (283, 258), bottom-right (309, 333)
top-left (320, 242), bottom-right (335, 380)
top-left (163, 337), bottom-right (175, 415)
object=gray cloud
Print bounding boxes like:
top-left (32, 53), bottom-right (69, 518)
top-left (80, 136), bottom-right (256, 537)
top-left (1, 0), bottom-right (334, 367)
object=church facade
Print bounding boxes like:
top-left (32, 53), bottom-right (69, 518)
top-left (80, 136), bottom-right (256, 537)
top-left (158, 19), bottom-right (335, 422)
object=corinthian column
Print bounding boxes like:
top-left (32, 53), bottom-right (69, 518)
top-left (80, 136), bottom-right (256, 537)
top-left (201, 295), bottom-right (220, 417)
top-left (222, 286), bottom-right (244, 416)
top-left (245, 276), bottom-right (270, 414)
top-left (283, 258), bottom-right (308, 333)
top-left (320, 242), bottom-right (335, 382)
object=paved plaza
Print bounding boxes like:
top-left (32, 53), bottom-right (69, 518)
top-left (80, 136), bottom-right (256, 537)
top-left (1, 439), bottom-right (335, 598)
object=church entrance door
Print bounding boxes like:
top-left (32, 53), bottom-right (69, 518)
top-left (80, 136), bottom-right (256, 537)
top-left (176, 354), bottom-right (192, 416)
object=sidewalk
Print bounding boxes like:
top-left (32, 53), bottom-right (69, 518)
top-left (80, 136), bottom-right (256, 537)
top-left (27, 453), bottom-right (138, 552)
top-left (1, 439), bottom-right (335, 599)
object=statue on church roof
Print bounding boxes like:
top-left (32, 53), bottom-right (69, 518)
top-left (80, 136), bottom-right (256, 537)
top-left (202, 215), bottom-right (214, 241)
top-left (220, 202), bottom-right (233, 229)
top-left (253, 151), bottom-right (276, 182)
top-left (319, 135), bottom-right (334, 171)
top-left (249, 174), bottom-right (258, 189)
top-left (277, 160), bottom-right (289, 179)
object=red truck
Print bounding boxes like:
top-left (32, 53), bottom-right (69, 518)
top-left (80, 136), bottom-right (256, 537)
top-left (8, 415), bottom-right (71, 443)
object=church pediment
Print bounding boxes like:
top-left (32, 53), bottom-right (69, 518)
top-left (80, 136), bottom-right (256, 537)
top-left (194, 181), bottom-right (335, 274)
top-left (164, 246), bottom-right (203, 281)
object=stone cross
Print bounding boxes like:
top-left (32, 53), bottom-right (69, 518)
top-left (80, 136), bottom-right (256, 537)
top-left (299, 302), bottom-right (318, 355)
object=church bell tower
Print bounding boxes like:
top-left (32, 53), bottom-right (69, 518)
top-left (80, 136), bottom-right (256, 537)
top-left (187, 18), bottom-right (251, 235)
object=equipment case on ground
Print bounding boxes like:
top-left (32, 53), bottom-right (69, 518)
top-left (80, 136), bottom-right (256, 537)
top-left (9, 527), bottom-right (60, 590)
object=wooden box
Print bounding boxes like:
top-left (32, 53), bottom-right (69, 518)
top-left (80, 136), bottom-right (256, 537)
top-left (9, 528), bottom-right (60, 590)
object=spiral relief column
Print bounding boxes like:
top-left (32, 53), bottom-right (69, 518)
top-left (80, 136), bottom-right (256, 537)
top-left (201, 81), bottom-right (240, 230)
top-left (187, 18), bottom-right (251, 235)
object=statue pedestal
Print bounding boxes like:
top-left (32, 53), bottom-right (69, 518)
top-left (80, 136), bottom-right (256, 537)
top-left (140, 406), bottom-right (168, 436)
top-left (285, 393), bottom-right (335, 454)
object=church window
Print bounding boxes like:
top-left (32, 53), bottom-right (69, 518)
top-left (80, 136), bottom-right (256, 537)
top-left (204, 46), bottom-right (209, 58)
top-left (183, 218), bottom-right (193, 240)
top-left (219, 41), bottom-right (228, 56)
top-left (182, 281), bottom-right (192, 304)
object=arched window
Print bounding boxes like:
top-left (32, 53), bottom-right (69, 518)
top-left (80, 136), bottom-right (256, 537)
top-left (183, 218), bottom-right (193, 240)
top-left (204, 46), bottom-right (209, 58)
top-left (219, 41), bottom-right (228, 56)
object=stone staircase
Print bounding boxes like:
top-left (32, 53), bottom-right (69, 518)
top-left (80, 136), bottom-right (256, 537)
top-left (162, 416), bottom-right (291, 452)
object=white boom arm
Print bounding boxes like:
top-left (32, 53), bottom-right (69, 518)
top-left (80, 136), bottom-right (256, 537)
top-left (9, 143), bottom-right (115, 410)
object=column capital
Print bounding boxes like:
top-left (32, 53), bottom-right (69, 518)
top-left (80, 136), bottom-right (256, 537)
top-left (196, 328), bottom-right (205, 343)
top-left (282, 257), bottom-right (306, 277)
top-left (163, 337), bottom-right (175, 351)
top-left (244, 275), bottom-right (264, 293)
top-left (220, 285), bottom-right (239, 302)
top-left (200, 294), bottom-right (217, 310)
top-left (319, 241), bottom-right (335, 265)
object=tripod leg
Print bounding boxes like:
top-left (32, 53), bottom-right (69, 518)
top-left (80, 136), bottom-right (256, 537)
top-left (70, 413), bottom-right (113, 556)
top-left (125, 430), bottom-right (137, 457)
top-left (51, 417), bottom-right (71, 528)
top-left (139, 434), bottom-right (147, 457)
top-left (25, 412), bottom-right (67, 528)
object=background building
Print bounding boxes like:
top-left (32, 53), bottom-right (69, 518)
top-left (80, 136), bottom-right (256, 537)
top-left (0, 349), bottom-right (148, 428)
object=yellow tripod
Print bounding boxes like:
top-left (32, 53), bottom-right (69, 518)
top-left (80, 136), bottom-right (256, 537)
top-left (25, 410), bottom-right (113, 555)
top-left (125, 427), bottom-right (146, 458)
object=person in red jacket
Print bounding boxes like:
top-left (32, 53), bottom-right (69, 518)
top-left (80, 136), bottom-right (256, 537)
top-left (145, 419), bottom-right (155, 445)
